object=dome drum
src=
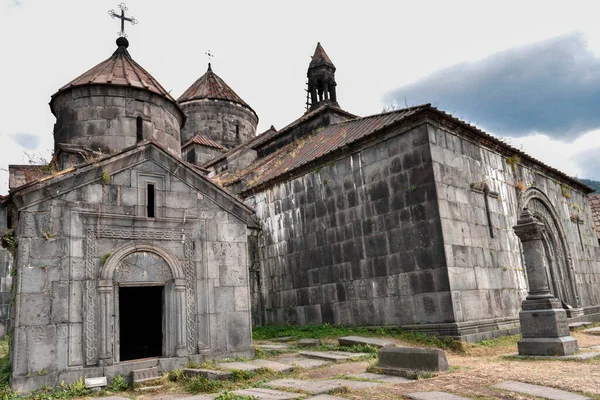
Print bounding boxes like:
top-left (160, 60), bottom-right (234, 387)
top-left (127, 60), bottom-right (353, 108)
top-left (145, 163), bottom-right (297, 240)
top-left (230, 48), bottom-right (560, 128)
top-left (52, 85), bottom-right (183, 161)
top-left (180, 99), bottom-right (257, 149)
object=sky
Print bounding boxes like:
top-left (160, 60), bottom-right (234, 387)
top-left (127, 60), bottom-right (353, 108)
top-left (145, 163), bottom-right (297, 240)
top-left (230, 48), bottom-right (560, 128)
top-left (1, 0), bottom-right (600, 194)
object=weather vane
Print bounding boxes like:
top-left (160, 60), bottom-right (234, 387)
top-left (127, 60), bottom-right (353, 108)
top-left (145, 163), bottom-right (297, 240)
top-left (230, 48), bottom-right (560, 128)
top-left (205, 50), bottom-right (214, 63)
top-left (108, 2), bottom-right (138, 38)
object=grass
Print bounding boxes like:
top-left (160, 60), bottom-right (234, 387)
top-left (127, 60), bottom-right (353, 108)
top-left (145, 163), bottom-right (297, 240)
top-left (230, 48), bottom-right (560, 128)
top-left (253, 324), bottom-right (465, 352)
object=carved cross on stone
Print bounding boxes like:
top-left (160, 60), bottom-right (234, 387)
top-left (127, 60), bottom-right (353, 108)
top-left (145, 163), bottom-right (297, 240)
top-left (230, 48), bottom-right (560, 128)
top-left (470, 182), bottom-right (499, 238)
top-left (108, 2), bottom-right (138, 38)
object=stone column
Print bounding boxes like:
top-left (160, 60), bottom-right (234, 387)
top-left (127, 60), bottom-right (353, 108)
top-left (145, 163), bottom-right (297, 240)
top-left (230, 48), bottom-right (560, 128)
top-left (513, 208), bottom-right (578, 356)
top-left (174, 279), bottom-right (188, 357)
top-left (98, 280), bottom-right (113, 365)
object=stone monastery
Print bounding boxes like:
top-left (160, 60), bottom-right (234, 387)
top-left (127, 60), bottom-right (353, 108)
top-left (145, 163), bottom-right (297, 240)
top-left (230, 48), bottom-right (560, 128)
top-left (1, 25), bottom-right (600, 392)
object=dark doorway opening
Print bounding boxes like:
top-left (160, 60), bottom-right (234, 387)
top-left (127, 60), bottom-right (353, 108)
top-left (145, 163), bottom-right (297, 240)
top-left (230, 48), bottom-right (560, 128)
top-left (119, 286), bottom-right (163, 361)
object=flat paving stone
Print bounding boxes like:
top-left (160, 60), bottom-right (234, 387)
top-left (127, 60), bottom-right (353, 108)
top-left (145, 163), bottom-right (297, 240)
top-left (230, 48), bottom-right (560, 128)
top-left (250, 359), bottom-right (295, 373)
top-left (326, 379), bottom-right (382, 390)
top-left (405, 392), bottom-right (472, 400)
top-left (347, 372), bottom-right (410, 383)
top-left (256, 344), bottom-right (291, 350)
top-left (278, 356), bottom-right (330, 369)
top-left (493, 381), bottom-right (591, 400)
top-left (232, 388), bottom-right (303, 399)
top-left (268, 379), bottom-right (345, 394)
top-left (338, 336), bottom-right (395, 348)
top-left (505, 352), bottom-right (600, 361)
top-left (569, 321), bottom-right (592, 330)
top-left (184, 368), bottom-right (233, 380)
top-left (216, 361), bottom-right (263, 372)
top-left (583, 327), bottom-right (600, 335)
top-left (298, 339), bottom-right (322, 347)
top-left (304, 396), bottom-right (348, 400)
top-left (299, 351), bottom-right (368, 362)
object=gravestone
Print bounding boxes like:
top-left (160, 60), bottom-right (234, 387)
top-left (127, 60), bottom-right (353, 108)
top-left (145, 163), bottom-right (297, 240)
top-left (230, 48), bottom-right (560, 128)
top-left (376, 347), bottom-right (448, 377)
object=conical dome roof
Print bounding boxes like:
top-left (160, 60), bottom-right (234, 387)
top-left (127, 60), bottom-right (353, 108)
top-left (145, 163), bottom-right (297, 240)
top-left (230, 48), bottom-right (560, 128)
top-left (178, 64), bottom-right (256, 117)
top-left (309, 42), bottom-right (335, 69)
top-left (50, 37), bottom-right (178, 114)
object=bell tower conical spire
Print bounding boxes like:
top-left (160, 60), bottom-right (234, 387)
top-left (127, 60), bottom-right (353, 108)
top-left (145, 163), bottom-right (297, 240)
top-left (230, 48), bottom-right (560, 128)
top-left (307, 42), bottom-right (339, 110)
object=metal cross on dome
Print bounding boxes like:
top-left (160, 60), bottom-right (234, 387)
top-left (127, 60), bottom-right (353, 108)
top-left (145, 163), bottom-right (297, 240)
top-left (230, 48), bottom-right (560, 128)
top-left (108, 2), bottom-right (138, 38)
top-left (205, 50), bottom-right (214, 63)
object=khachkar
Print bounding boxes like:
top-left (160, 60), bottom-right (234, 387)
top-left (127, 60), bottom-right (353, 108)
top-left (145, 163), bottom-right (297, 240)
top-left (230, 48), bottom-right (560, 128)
top-left (513, 208), bottom-right (578, 356)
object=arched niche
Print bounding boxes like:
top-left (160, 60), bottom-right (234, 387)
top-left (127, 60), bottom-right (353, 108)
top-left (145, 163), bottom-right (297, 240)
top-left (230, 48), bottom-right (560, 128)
top-left (98, 244), bottom-right (188, 365)
top-left (520, 188), bottom-right (581, 312)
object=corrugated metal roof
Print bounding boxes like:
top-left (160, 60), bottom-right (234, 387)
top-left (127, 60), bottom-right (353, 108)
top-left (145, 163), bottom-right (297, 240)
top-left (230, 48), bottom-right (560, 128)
top-left (215, 104), bottom-right (428, 191)
top-left (182, 134), bottom-right (227, 150)
top-left (590, 194), bottom-right (600, 240)
top-left (213, 104), bottom-right (594, 196)
top-left (50, 38), bottom-right (176, 113)
top-left (177, 64), bottom-right (256, 118)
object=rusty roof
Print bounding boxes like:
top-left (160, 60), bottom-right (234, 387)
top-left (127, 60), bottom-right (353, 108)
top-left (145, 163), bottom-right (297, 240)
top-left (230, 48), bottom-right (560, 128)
top-left (182, 134), bottom-right (227, 150)
top-left (309, 42), bottom-right (335, 69)
top-left (590, 194), bottom-right (600, 240)
top-left (212, 104), bottom-right (594, 196)
top-left (203, 104), bottom-right (357, 169)
top-left (177, 63), bottom-right (257, 118)
top-left (50, 38), bottom-right (177, 113)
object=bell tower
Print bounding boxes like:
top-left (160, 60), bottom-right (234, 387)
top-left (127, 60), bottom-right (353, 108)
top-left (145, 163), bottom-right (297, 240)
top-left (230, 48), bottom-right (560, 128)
top-left (307, 42), bottom-right (339, 110)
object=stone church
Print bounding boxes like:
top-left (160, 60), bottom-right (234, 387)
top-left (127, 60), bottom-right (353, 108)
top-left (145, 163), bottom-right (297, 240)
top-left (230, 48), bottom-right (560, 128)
top-left (3, 26), bottom-right (600, 393)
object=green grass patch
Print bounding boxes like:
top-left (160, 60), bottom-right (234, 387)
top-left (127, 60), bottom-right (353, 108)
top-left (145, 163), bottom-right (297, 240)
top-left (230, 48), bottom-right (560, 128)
top-left (253, 324), bottom-right (464, 352)
top-left (471, 334), bottom-right (521, 348)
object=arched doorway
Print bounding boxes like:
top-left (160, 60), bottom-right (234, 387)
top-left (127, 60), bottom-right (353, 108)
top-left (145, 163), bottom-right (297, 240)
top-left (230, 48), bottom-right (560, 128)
top-left (98, 244), bottom-right (188, 365)
top-left (521, 188), bottom-right (581, 315)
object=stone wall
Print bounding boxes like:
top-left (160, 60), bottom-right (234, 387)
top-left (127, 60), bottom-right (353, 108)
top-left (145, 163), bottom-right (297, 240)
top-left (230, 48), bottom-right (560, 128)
top-left (429, 121), bottom-right (600, 332)
top-left (9, 151), bottom-right (253, 392)
top-left (180, 100), bottom-right (258, 150)
top-left (52, 86), bottom-right (184, 163)
top-left (183, 144), bottom-right (224, 167)
top-left (0, 202), bottom-right (12, 339)
top-left (246, 124), bottom-right (452, 327)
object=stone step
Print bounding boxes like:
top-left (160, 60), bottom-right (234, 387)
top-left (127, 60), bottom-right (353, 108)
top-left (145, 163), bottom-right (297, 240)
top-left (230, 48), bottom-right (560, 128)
top-left (493, 381), bottom-right (591, 400)
top-left (569, 321), bottom-right (593, 330)
top-left (299, 351), bottom-right (368, 362)
top-left (231, 387), bottom-right (303, 399)
top-left (583, 327), bottom-right (600, 335)
top-left (346, 372), bottom-right (410, 383)
top-left (255, 343), bottom-right (291, 351)
top-left (131, 367), bottom-right (160, 384)
top-left (216, 361), bottom-right (264, 372)
top-left (250, 359), bottom-right (295, 373)
top-left (338, 336), bottom-right (395, 348)
top-left (268, 378), bottom-right (381, 395)
top-left (405, 392), bottom-right (473, 400)
top-left (183, 368), bottom-right (233, 380)
top-left (278, 356), bottom-right (330, 369)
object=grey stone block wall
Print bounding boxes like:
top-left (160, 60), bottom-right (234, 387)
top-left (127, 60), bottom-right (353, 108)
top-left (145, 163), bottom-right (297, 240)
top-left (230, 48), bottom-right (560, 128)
top-left (183, 144), bottom-right (224, 167)
top-left (247, 124), bottom-right (452, 327)
top-left (0, 249), bottom-right (12, 339)
top-left (52, 86), bottom-right (184, 163)
top-left (9, 152), bottom-right (253, 392)
top-left (429, 123), bottom-right (600, 323)
top-left (180, 100), bottom-right (258, 150)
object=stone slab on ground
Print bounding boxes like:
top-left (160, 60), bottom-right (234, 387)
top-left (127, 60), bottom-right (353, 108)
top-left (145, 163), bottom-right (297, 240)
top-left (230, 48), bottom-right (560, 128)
top-left (505, 352), bottom-right (600, 361)
top-left (98, 397), bottom-right (131, 400)
top-left (583, 327), bottom-right (600, 336)
top-left (171, 396), bottom-right (214, 400)
top-left (250, 359), bottom-right (295, 373)
top-left (377, 347), bottom-right (448, 377)
top-left (216, 361), bottom-right (264, 372)
top-left (255, 344), bottom-right (291, 350)
top-left (493, 381), bottom-right (591, 400)
top-left (304, 396), bottom-right (347, 400)
top-left (278, 356), bottom-right (330, 369)
top-left (299, 351), bottom-right (368, 362)
top-left (268, 378), bottom-right (345, 394)
top-left (231, 387), bottom-right (304, 399)
top-left (347, 372), bottom-right (410, 383)
top-left (338, 336), bottom-right (395, 348)
top-left (569, 321), bottom-right (592, 330)
top-left (326, 379), bottom-right (382, 390)
top-left (131, 367), bottom-right (160, 383)
top-left (183, 368), bottom-right (233, 380)
top-left (298, 339), bottom-right (322, 347)
top-left (405, 392), bottom-right (473, 400)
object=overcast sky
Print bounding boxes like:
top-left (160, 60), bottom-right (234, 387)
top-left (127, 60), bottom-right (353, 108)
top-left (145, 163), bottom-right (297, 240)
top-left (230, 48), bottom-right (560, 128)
top-left (2, 0), bottom-right (600, 194)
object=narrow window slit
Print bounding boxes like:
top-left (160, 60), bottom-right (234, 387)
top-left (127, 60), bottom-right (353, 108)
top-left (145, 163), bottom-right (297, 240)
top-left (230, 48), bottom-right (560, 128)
top-left (147, 183), bottom-right (155, 218)
top-left (136, 117), bottom-right (143, 142)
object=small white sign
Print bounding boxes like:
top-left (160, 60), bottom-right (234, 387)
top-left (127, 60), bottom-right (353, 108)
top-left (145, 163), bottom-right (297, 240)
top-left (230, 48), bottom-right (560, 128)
top-left (85, 376), bottom-right (108, 388)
